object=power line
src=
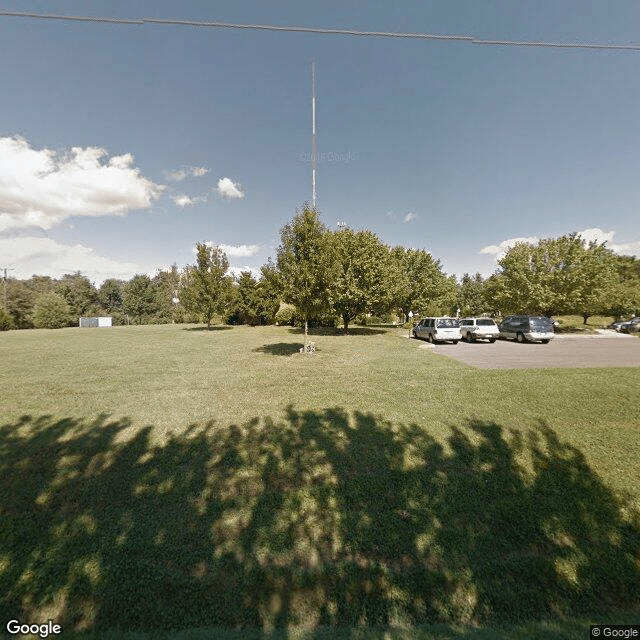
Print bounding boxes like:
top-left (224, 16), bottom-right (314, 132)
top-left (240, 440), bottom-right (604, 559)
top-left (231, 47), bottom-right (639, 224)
top-left (2, 10), bottom-right (640, 52)
top-left (0, 10), bottom-right (143, 25)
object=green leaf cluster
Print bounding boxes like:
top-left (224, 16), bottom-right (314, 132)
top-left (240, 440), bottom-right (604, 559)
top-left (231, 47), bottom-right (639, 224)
top-left (32, 292), bottom-right (73, 329)
top-left (181, 243), bottom-right (234, 329)
top-left (329, 228), bottom-right (395, 333)
top-left (390, 247), bottom-right (457, 319)
top-left (491, 234), bottom-right (623, 319)
top-left (276, 207), bottom-right (336, 341)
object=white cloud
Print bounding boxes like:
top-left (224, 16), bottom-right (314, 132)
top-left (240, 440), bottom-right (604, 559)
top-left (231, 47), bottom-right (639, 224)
top-left (228, 265), bottom-right (261, 279)
top-left (404, 212), bottom-right (417, 223)
top-left (165, 166), bottom-right (209, 181)
top-left (0, 237), bottom-right (140, 283)
top-left (576, 227), bottom-right (615, 245)
top-left (217, 177), bottom-right (244, 200)
top-left (479, 236), bottom-right (540, 259)
top-left (218, 244), bottom-right (261, 257)
top-left (577, 227), bottom-right (640, 255)
top-left (0, 136), bottom-right (163, 232)
top-left (170, 193), bottom-right (208, 207)
top-left (171, 194), bottom-right (196, 207)
top-left (481, 229), bottom-right (640, 263)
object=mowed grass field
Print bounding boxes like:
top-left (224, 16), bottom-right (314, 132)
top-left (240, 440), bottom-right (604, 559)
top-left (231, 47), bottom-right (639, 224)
top-left (1, 324), bottom-right (640, 638)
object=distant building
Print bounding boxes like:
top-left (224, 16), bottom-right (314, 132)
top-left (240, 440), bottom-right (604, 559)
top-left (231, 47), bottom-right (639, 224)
top-left (79, 316), bottom-right (112, 328)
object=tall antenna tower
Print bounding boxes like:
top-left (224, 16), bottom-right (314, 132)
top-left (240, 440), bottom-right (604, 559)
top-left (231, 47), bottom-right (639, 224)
top-left (311, 60), bottom-right (317, 208)
top-left (1, 266), bottom-right (14, 312)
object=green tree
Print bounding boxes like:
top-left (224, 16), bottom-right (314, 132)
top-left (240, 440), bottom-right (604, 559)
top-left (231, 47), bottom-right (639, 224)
top-left (390, 247), bottom-right (457, 320)
top-left (276, 206), bottom-right (335, 348)
top-left (457, 273), bottom-right (487, 317)
top-left (28, 275), bottom-right (58, 297)
top-left (274, 302), bottom-right (298, 326)
top-left (56, 272), bottom-right (99, 318)
top-left (492, 242), bottom-right (551, 315)
top-left (229, 271), bottom-right (260, 325)
top-left (32, 292), bottom-right (72, 329)
top-left (181, 243), bottom-right (233, 329)
top-left (123, 275), bottom-right (162, 324)
top-left (574, 240), bottom-right (617, 323)
top-left (604, 255), bottom-right (640, 320)
top-left (492, 234), bottom-right (617, 319)
top-left (5, 279), bottom-right (35, 328)
top-left (328, 228), bottom-right (393, 334)
top-left (254, 260), bottom-right (282, 325)
top-left (99, 279), bottom-right (125, 314)
top-left (153, 265), bottom-right (183, 323)
top-left (0, 308), bottom-right (14, 330)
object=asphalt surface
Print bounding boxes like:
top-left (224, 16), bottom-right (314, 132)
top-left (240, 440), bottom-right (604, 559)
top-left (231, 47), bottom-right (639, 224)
top-left (418, 331), bottom-right (640, 369)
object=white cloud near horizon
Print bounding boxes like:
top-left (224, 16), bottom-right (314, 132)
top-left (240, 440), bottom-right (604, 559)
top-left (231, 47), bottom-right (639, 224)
top-left (404, 212), bottom-right (417, 223)
top-left (228, 265), bottom-right (261, 279)
top-left (0, 237), bottom-right (141, 283)
top-left (165, 166), bottom-right (209, 181)
top-left (577, 227), bottom-right (640, 255)
top-left (217, 177), bottom-right (244, 200)
top-left (218, 244), bottom-right (261, 257)
top-left (0, 136), bottom-right (163, 232)
top-left (480, 228), bottom-right (640, 261)
top-left (479, 236), bottom-right (540, 259)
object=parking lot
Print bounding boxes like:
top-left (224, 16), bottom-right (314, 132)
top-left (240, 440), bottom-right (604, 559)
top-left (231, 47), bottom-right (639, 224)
top-left (425, 332), bottom-right (640, 369)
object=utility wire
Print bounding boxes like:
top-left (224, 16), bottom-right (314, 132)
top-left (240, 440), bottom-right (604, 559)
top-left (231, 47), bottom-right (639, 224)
top-left (1, 10), bottom-right (640, 51)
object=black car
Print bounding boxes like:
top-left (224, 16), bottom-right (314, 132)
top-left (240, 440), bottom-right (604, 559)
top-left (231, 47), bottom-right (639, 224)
top-left (607, 318), bottom-right (635, 331)
top-left (620, 317), bottom-right (640, 334)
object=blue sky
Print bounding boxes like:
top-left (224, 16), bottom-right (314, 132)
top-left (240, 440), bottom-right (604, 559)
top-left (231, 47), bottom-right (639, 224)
top-left (1, 0), bottom-right (640, 283)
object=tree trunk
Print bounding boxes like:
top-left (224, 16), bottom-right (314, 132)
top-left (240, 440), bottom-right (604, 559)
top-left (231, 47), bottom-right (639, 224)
top-left (207, 316), bottom-right (212, 330)
top-left (582, 313), bottom-right (589, 325)
top-left (304, 317), bottom-right (309, 352)
top-left (343, 313), bottom-right (350, 335)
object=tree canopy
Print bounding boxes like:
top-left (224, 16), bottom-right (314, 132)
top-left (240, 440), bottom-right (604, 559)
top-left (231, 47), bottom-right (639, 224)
top-left (491, 234), bottom-right (619, 320)
top-left (276, 206), bottom-right (335, 345)
top-left (3, 208), bottom-right (639, 332)
top-left (328, 228), bottom-right (394, 333)
top-left (181, 243), bottom-right (233, 329)
top-left (390, 247), bottom-right (457, 320)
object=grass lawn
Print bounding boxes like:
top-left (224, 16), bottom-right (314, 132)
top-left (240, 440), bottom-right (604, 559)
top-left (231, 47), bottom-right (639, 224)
top-left (553, 315), bottom-right (615, 333)
top-left (1, 324), bottom-right (639, 638)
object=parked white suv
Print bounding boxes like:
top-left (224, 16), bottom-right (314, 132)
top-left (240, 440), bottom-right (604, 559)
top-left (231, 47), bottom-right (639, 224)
top-left (413, 317), bottom-right (461, 344)
top-left (459, 317), bottom-right (499, 343)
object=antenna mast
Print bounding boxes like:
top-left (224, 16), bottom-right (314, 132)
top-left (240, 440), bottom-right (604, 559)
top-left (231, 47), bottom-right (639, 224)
top-left (1, 266), bottom-right (14, 312)
top-left (311, 60), bottom-right (317, 208)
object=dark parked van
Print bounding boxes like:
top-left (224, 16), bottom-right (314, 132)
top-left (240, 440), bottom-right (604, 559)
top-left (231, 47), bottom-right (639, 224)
top-left (498, 315), bottom-right (554, 343)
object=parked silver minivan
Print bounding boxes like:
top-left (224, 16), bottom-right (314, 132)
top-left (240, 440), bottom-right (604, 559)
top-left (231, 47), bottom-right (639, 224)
top-left (413, 317), bottom-right (461, 344)
top-left (497, 315), bottom-right (554, 343)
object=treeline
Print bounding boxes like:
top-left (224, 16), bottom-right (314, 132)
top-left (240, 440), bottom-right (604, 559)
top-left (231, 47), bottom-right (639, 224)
top-left (462, 234), bottom-right (640, 323)
top-left (1, 207), bottom-right (639, 331)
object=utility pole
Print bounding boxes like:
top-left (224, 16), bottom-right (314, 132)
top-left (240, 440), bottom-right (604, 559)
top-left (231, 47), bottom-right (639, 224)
top-left (311, 60), bottom-right (317, 209)
top-left (1, 267), bottom-right (14, 312)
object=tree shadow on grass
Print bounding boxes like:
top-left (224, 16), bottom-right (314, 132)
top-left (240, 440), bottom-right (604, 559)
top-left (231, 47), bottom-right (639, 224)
top-left (253, 343), bottom-right (306, 356)
top-left (182, 325), bottom-right (234, 332)
top-left (287, 327), bottom-right (388, 336)
top-left (1, 411), bottom-right (639, 636)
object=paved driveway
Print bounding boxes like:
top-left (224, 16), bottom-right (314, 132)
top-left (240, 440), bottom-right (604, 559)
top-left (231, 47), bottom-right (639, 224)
top-left (424, 332), bottom-right (640, 369)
